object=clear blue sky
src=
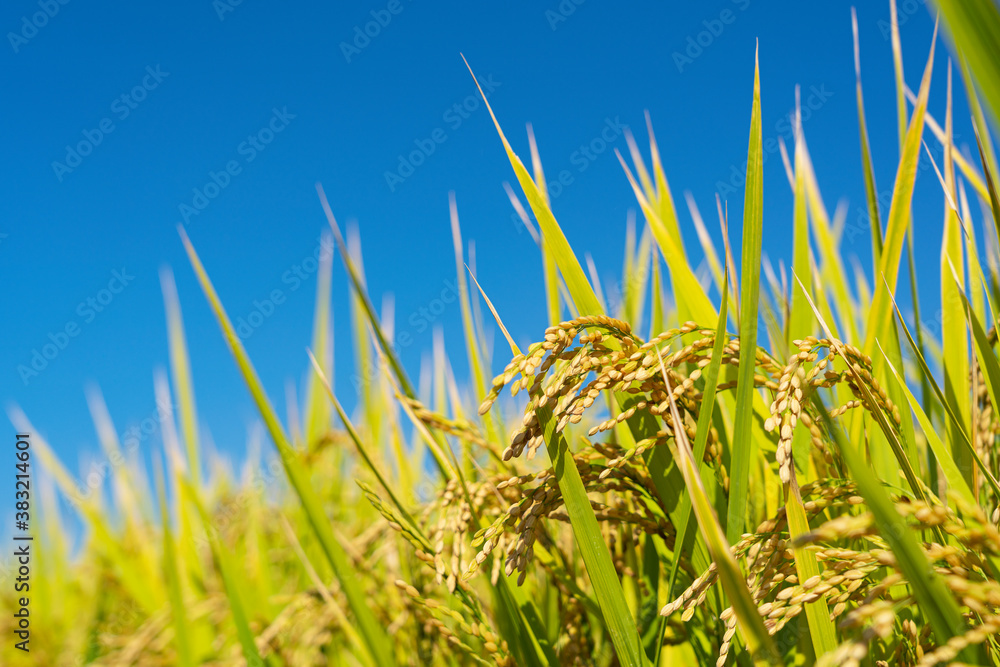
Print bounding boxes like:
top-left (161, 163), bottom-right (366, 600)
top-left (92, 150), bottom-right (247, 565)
top-left (0, 1), bottom-right (966, 521)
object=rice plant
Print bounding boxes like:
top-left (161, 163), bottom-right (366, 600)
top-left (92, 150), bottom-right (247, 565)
top-left (7, 1), bottom-right (1000, 664)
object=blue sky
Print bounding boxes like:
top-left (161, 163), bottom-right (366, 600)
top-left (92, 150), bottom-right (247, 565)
top-left (0, 1), bottom-right (966, 520)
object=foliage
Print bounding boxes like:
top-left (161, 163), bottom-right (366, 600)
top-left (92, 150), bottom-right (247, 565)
top-left (7, 3), bottom-right (1000, 665)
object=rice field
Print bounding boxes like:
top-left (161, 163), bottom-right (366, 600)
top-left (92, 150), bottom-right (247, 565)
top-left (6, 0), bottom-right (1000, 665)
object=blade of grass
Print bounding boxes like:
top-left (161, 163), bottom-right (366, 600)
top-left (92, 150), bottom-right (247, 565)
top-left (155, 370), bottom-right (205, 608)
top-left (85, 386), bottom-right (141, 527)
top-left (878, 343), bottom-right (976, 504)
top-left (654, 349), bottom-right (779, 665)
top-left (161, 267), bottom-right (202, 489)
top-left (950, 259), bottom-right (1000, 458)
top-left (317, 184), bottom-right (416, 400)
top-left (795, 279), bottom-right (972, 657)
top-left (863, 22), bottom-right (938, 355)
top-left (463, 57), bottom-right (602, 318)
top-left (7, 407), bottom-right (165, 614)
top-left (975, 126), bottom-right (1000, 249)
top-left (878, 341), bottom-right (1000, 581)
top-left (783, 480), bottom-right (837, 660)
top-left (788, 103), bottom-right (814, 349)
top-left (962, 56), bottom-right (1000, 184)
top-left (796, 133), bottom-right (860, 346)
top-left (450, 194), bottom-right (502, 452)
top-left (467, 266), bottom-right (521, 356)
top-left (686, 192), bottom-right (726, 297)
top-left (178, 226), bottom-right (395, 667)
top-left (890, 0), bottom-right (907, 147)
top-left (907, 89), bottom-right (991, 201)
top-left (450, 193), bottom-right (489, 403)
top-left (853, 9), bottom-right (884, 263)
top-left (536, 405), bottom-right (650, 667)
top-left (932, 0), bottom-right (1000, 125)
top-left (645, 113), bottom-right (688, 263)
top-left (464, 55), bottom-right (714, 658)
top-left (649, 247), bottom-right (664, 338)
top-left (726, 44), bottom-right (765, 545)
top-left (667, 266), bottom-right (729, 602)
top-left (891, 0), bottom-right (934, 425)
top-left (886, 278), bottom-right (1000, 499)
top-left (526, 124), bottom-right (562, 325)
top-left (939, 63), bottom-right (973, 488)
top-left (302, 231), bottom-right (334, 448)
top-left (180, 475), bottom-right (271, 667)
top-left (154, 460), bottom-right (194, 667)
top-left (308, 350), bottom-right (428, 548)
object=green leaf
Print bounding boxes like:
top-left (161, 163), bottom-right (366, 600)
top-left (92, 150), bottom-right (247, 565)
top-left (852, 9), bottom-right (884, 264)
top-left (726, 45), bottom-right (765, 545)
top-left (178, 226), bottom-right (395, 667)
top-left (668, 266), bottom-right (729, 599)
top-left (796, 278), bottom-right (970, 656)
top-left (155, 461), bottom-right (194, 667)
top-left (654, 350), bottom-right (779, 665)
top-left (788, 105), bottom-right (814, 349)
top-left (160, 268), bottom-right (202, 488)
top-left (975, 126), bottom-right (1000, 255)
top-left (463, 57), bottom-right (602, 318)
top-left (309, 351), bottom-right (427, 548)
top-left (526, 125), bottom-right (563, 326)
top-left (886, 282), bottom-right (1000, 500)
top-left (863, 22), bottom-right (937, 356)
top-left (939, 65), bottom-right (973, 488)
top-left (807, 397), bottom-right (971, 658)
top-left (537, 405), bottom-right (650, 667)
top-left (466, 55), bottom-right (658, 666)
top-left (784, 485), bottom-right (837, 659)
top-left (8, 407), bottom-right (165, 615)
top-left (950, 261), bottom-right (1000, 485)
top-left (302, 231), bottom-right (334, 448)
top-left (317, 184), bottom-right (417, 400)
top-left (181, 475), bottom-right (271, 667)
top-left (932, 0), bottom-right (1000, 126)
